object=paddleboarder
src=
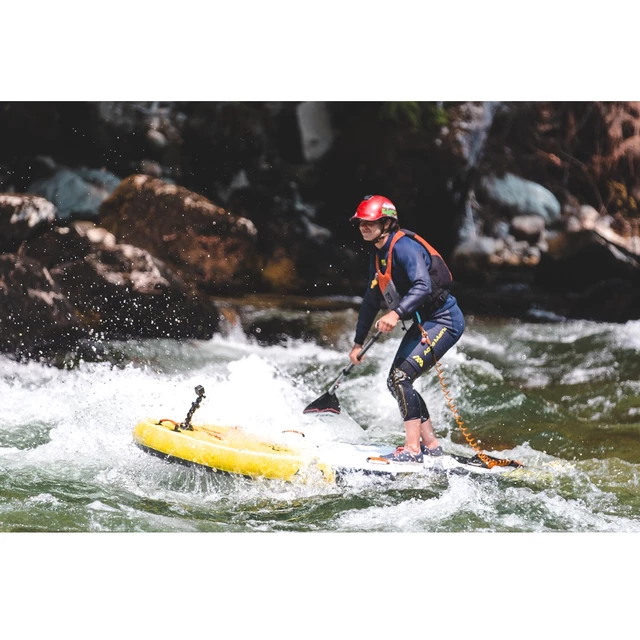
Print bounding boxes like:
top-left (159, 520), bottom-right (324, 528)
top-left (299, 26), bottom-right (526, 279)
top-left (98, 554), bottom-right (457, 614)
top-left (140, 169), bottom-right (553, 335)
top-left (349, 195), bottom-right (466, 463)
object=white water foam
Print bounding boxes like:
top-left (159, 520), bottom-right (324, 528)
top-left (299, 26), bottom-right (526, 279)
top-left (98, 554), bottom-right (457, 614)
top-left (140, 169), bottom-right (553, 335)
top-left (616, 319), bottom-right (640, 351)
top-left (2, 316), bottom-right (638, 535)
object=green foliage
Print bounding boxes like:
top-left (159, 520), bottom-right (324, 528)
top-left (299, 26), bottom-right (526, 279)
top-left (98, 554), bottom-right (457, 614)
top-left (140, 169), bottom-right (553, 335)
top-left (379, 102), bottom-right (448, 130)
top-left (606, 180), bottom-right (638, 217)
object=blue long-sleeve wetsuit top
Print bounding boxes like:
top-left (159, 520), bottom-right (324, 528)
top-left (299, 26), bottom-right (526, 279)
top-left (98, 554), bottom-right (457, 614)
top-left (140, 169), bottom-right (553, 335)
top-left (354, 233), bottom-right (456, 345)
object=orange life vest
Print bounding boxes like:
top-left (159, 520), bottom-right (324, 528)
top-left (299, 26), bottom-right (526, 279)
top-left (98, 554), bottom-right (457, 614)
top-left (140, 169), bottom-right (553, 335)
top-left (374, 229), bottom-right (453, 314)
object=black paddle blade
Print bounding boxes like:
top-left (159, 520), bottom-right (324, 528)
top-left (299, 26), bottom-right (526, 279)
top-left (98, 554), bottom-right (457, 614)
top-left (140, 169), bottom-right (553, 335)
top-left (303, 392), bottom-right (341, 415)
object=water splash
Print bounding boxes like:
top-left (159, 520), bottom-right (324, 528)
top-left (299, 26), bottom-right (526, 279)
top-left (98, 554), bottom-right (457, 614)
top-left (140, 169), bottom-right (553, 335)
top-left (1, 315), bottom-right (639, 532)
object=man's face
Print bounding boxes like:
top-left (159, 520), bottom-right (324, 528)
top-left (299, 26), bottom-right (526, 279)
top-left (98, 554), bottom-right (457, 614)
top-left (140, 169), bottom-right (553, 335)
top-left (358, 219), bottom-right (384, 242)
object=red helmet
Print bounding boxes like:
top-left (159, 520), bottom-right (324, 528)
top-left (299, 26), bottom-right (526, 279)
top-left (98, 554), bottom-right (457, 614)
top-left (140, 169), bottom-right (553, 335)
top-left (351, 195), bottom-right (398, 222)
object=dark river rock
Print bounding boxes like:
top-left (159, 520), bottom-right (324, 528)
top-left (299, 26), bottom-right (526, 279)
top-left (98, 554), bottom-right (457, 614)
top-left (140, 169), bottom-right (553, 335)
top-left (2, 101), bottom-right (640, 362)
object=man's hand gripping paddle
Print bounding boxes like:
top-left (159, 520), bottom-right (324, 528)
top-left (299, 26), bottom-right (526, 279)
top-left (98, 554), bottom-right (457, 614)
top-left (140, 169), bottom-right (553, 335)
top-left (303, 331), bottom-right (382, 415)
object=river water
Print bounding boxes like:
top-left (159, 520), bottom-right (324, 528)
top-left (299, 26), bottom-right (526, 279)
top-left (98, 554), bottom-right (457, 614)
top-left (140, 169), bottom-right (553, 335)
top-left (2, 306), bottom-right (639, 632)
top-left (3, 307), bottom-right (640, 534)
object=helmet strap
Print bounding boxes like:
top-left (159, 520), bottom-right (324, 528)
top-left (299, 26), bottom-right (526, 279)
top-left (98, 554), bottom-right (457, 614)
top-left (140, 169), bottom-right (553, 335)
top-left (374, 219), bottom-right (394, 246)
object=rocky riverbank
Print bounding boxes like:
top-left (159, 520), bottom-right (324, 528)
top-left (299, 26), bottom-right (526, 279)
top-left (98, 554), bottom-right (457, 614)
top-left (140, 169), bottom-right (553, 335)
top-left (1, 102), bottom-right (640, 363)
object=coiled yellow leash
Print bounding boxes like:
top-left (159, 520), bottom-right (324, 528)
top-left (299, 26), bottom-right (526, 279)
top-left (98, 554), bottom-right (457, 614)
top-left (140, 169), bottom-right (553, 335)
top-left (420, 326), bottom-right (520, 469)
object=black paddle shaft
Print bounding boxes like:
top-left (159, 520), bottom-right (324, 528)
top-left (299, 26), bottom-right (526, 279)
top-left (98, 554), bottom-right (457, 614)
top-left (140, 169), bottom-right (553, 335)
top-left (327, 330), bottom-right (382, 395)
top-left (303, 331), bottom-right (382, 414)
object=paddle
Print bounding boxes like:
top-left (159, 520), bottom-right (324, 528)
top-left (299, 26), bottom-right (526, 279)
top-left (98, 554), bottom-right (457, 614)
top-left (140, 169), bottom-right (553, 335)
top-left (303, 330), bottom-right (382, 414)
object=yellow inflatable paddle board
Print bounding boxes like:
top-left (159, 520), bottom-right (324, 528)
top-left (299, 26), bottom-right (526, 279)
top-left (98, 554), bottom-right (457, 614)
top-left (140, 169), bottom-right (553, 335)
top-left (133, 418), bottom-right (334, 482)
top-left (133, 386), bottom-right (522, 484)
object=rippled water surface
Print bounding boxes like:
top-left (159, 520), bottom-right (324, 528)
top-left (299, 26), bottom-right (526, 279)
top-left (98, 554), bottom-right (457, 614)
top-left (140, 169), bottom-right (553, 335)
top-left (4, 310), bottom-right (639, 635)
top-left (2, 311), bottom-right (640, 534)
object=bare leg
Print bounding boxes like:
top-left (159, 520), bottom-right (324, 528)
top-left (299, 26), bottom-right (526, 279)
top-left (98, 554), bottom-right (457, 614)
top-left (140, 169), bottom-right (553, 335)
top-left (420, 418), bottom-right (439, 450)
top-left (404, 418), bottom-right (422, 454)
